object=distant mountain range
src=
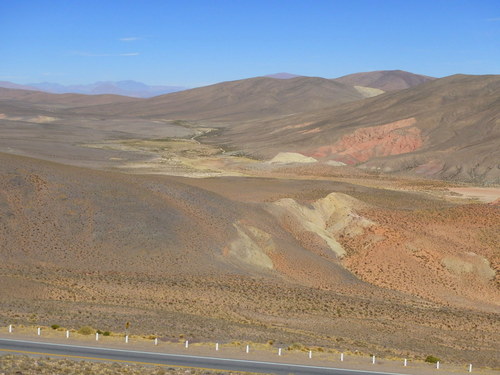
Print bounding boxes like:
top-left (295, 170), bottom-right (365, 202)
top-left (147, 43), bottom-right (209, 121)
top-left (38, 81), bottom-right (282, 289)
top-left (0, 80), bottom-right (186, 98)
top-left (0, 70), bottom-right (434, 99)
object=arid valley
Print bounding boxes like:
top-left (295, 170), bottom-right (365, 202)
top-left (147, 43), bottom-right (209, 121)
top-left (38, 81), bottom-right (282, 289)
top-left (0, 69), bottom-right (499, 373)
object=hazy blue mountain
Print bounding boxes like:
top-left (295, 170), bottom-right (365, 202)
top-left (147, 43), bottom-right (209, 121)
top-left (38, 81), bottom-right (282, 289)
top-left (0, 81), bottom-right (40, 91)
top-left (25, 80), bottom-right (186, 98)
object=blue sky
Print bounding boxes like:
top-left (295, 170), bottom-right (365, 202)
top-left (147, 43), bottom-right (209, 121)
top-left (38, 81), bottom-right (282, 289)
top-left (1, 0), bottom-right (498, 87)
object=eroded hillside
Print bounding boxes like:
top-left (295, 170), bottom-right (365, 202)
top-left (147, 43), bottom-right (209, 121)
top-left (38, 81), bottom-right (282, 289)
top-left (1, 152), bottom-right (499, 366)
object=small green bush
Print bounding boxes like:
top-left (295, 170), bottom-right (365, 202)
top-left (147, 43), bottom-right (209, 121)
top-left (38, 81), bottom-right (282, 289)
top-left (50, 324), bottom-right (60, 330)
top-left (425, 355), bottom-right (441, 364)
top-left (103, 331), bottom-right (111, 336)
top-left (77, 326), bottom-right (95, 335)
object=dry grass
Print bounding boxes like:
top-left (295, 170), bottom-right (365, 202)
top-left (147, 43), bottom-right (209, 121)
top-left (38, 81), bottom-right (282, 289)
top-left (0, 355), bottom-right (264, 375)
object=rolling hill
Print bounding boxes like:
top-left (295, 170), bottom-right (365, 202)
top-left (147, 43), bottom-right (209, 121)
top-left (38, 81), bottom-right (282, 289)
top-left (66, 76), bottom-right (368, 121)
top-left (1, 151), bottom-right (498, 366)
top-left (0, 87), bottom-right (138, 108)
top-left (204, 74), bottom-right (500, 184)
top-left (333, 70), bottom-right (435, 91)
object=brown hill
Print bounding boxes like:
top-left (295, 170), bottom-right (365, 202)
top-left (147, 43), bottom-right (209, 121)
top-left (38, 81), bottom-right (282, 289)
top-left (66, 76), bottom-right (366, 121)
top-left (206, 74), bottom-right (500, 184)
top-left (0, 87), bottom-right (138, 108)
top-left (1, 152), bottom-right (499, 366)
top-left (333, 70), bottom-right (435, 91)
top-left (0, 152), bottom-right (360, 286)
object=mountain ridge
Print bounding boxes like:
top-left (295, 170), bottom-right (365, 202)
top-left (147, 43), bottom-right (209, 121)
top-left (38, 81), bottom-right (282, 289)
top-left (333, 69), bottom-right (436, 91)
top-left (203, 74), bottom-right (500, 184)
top-left (66, 76), bottom-right (369, 121)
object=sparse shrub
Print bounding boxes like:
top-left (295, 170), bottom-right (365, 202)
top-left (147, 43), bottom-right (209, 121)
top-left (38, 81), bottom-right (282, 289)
top-left (77, 326), bottom-right (95, 335)
top-left (103, 331), bottom-right (111, 336)
top-left (287, 342), bottom-right (305, 351)
top-left (425, 355), bottom-right (441, 364)
top-left (96, 330), bottom-right (103, 335)
top-left (50, 324), bottom-right (60, 330)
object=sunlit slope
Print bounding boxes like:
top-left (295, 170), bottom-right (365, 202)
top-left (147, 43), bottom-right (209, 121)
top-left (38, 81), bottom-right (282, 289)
top-left (65, 76), bottom-right (366, 121)
top-left (207, 74), bottom-right (500, 184)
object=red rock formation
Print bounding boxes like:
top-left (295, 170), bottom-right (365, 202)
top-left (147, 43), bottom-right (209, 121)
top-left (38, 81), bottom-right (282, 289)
top-left (310, 118), bottom-right (424, 164)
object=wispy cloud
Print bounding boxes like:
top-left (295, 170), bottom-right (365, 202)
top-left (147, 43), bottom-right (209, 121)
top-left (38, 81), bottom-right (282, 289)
top-left (71, 51), bottom-right (139, 57)
top-left (119, 36), bottom-right (141, 42)
top-left (487, 17), bottom-right (500, 21)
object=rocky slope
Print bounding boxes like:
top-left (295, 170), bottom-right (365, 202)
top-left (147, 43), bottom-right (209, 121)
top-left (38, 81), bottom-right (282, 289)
top-left (205, 74), bottom-right (500, 184)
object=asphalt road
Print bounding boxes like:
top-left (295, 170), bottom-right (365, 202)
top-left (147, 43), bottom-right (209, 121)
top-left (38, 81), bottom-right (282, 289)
top-left (0, 338), bottom-right (414, 375)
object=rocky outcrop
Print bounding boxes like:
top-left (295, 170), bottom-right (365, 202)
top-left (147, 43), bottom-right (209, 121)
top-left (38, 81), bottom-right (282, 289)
top-left (310, 118), bottom-right (424, 164)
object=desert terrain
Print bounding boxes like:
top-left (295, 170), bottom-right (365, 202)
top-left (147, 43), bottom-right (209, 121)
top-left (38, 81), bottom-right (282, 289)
top-left (0, 71), bottom-right (498, 369)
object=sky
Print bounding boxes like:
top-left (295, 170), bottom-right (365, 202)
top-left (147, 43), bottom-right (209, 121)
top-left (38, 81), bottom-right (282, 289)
top-left (1, 0), bottom-right (499, 87)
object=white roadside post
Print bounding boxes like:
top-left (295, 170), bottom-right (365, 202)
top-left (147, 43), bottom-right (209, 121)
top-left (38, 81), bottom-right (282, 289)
top-left (469, 364), bottom-right (472, 372)
top-left (340, 352), bottom-right (344, 362)
top-left (66, 330), bottom-right (69, 338)
top-left (125, 335), bottom-right (129, 343)
top-left (404, 358), bottom-right (407, 367)
top-left (215, 343), bottom-right (219, 351)
top-left (95, 332), bottom-right (99, 341)
top-left (246, 344), bottom-right (249, 354)
top-left (185, 340), bottom-right (189, 349)
top-left (308, 350), bottom-right (312, 359)
top-left (436, 361), bottom-right (440, 370)
top-left (154, 338), bottom-right (158, 346)
top-left (8, 325), bottom-right (12, 333)
top-left (37, 327), bottom-right (41, 336)
top-left (372, 355), bottom-right (376, 364)
top-left (278, 348), bottom-right (282, 356)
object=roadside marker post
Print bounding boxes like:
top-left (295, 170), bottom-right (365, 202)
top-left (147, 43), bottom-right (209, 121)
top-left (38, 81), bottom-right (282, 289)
top-left (8, 325), bottom-right (12, 333)
top-left (95, 332), bottom-right (99, 341)
top-left (125, 335), bottom-right (129, 343)
top-left (215, 343), bottom-right (219, 351)
top-left (437, 361), bottom-right (440, 369)
top-left (37, 327), bottom-right (41, 336)
top-left (469, 364), bottom-right (472, 372)
top-left (372, 355), bottom-right (376, 364)
top-left (340, 352), bottom-right (344, 362)
top-left (404, 358), bottom-right (407, 367)
top-left (185, 340), bottom-right (189, 349)
top-left (66, 330), bottom-right (69, 338)
top-left (246, 344), bottom-right (249, 354)
top-left (308, 350), bottom-right (312, 359)
top-left (154, 338), bottom-right (158, 346)
top-left (278, 348), bottom-right (282, 356)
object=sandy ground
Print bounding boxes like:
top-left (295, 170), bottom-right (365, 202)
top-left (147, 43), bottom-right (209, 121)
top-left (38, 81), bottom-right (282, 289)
top-left (448, 188), bottom-right (500, 203)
